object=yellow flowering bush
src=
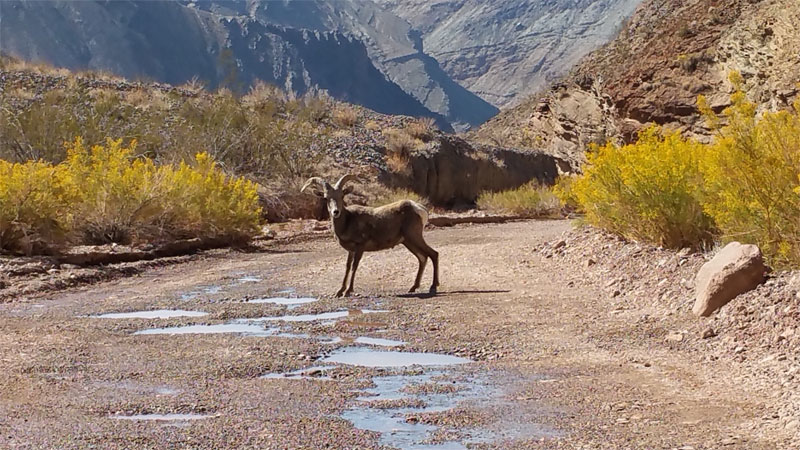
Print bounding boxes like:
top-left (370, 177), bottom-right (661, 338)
top-left (698, 76), bottom-right (800, 266)
top-left (0, 159), bottom-right (68, 254)
top-left (61, 138), bottom-right (164, 243)
top-left (162, 152), bottom-right (262, 240)
top-left (563, 73), bottom-right (800, 266)
top-left (563, 126), bottom-right (713, 249)
top-left (0, 137), bottom-right (261, 254)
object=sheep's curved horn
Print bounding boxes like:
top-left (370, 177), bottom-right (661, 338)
top-left (301, 177), bottom-right (327, 194)
top-left (334, 174), bottom-right (358, 191)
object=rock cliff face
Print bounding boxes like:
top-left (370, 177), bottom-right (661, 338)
top-left (375, 0), bottom-right (643, 108)
top-left (383, 135), bottom-right (568, 207)
top-left (473, 0), bottom-right (800, 169)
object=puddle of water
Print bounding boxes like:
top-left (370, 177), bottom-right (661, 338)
top-left (237, 276), bottom-right (262, 283)
top-left (342, 369), bottom-right (555, 448)
top-left (249, 309), bottom-right (388, 323)
top-left (203, 285), bottom-right (222, 294)
top-left (261, 365), bottom-right (333, 381)
top-left (111, 413), bottom-right (213, 421)
top-left (321, 347), bottom-right (471, 368)
top-left (134, 323), bottom-right (337, 345)
top-left (354, 337), bottom-right (406, 347)
top-left (179, 291), bottom-right (199, 301)
top-left (90, 310), bottom-right (208, 319)
top-left (342, 370), bottom-right (485, 449)
top-left (134, 323), bottom-right (276, 337)
top-left (246, 297), bottom-right (318, 309)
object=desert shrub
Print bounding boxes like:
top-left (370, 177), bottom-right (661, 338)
top-left (563, 126), bottom-right (713, 249)
top-left (369, 187), bottom-right (428, 208)
top-left (698, 78), bottom-right (800, 266)
top-left (160, 152), bottom-right (261, 241)
top-left (0, 74), bottom-right (332, 184)
top-left (333, 106), bottom-right (358, 128)
top-left (478, 182), bottom-right (561, 217)
top-left (364, 120), bottom-right (381, 131)
top-left (60, 138), bottom-right (165, 244)
top-left (552, 175), bottom-right (580, 211)
top-left (0, 82), bottom-right (168, 162)
top-left (404, 118), bottom-right (435, 142)
top-left (0, 137), bottom-right (261, 254)
top-left (383, 128), bottom-right (423, 175)
top-left (0, 160), bottom-right (68, 254)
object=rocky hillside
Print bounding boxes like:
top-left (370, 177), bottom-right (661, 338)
top-left (0, 61), bottom-right (566, 216)
top-left (376, 0), bottom-right (642, 108)
top-left (0, 0), bottom-right (454, 130)
top-left (473, 0), bottom-right (800, 169)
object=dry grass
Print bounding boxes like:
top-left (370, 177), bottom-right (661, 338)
top-left (365, 120), bottom-right (381, 131)
top-left (477, 182), bottom-right (562, 217)
top-left (368, 187), bottom-right (428, 208)
top-left (123, 89), bottom-right (171, 111)
top-left (333, 106), bottom-right (358, 128)
top-left (404, 117), bottom-right (436, 142)
top-left (0, 55), bottom-right (71, 77)
top-left (383, 128), bottom-right (425, 175)
top-left (179, 75), bottom-right (207, 95)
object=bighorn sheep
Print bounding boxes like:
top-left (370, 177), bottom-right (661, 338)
top-left (301, 175), bottom-right (439, 297)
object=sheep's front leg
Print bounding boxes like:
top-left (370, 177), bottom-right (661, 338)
top-left (403, 242), bottom-right (426, 293)
top-left (344, 250), bottom-right (363, 297)
top-left (336, 251), bottom-right (354, 297)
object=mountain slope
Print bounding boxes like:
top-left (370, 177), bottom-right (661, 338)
top-left (473, 0), bottom-right (800, 169)
top-left (376, 0), bottom-right (643, 108)
top-left (189, 0), bottom-right (499, 131)
top-left (0, 0), bottom-right (451, 129)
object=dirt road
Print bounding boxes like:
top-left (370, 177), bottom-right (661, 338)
top-left (0, 220), bottom-right (793, 448)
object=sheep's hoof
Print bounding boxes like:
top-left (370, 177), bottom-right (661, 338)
top-left (335, 289), bottom-right (345, 297)
top-left (428, 286), bottom-right (437, 295)
top-left (344, 289), bottom-right (353, 297)
top-left (408, 286), bottom-right (418, 293)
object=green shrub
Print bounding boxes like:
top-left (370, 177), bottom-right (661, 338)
top-left (478, 182), bottom-right (561, 217)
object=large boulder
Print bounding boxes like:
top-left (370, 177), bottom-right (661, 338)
top-left (693, 242), bottom-right (766, 317)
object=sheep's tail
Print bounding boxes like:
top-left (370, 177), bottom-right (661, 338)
top-left (409, 201), bottom-right (429, 226)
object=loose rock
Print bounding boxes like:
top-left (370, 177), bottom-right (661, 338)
top-left (693, 242), bottom-right (766, 317)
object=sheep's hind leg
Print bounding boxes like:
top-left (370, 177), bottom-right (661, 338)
top-left (403, 242), bottom-right (427, 293)
top-left (336, 251), bottom-right (354, 297)
top-left (418, 240), bottom-right (439, 294)
top-left (344, 250), bottom-right (363, 297)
